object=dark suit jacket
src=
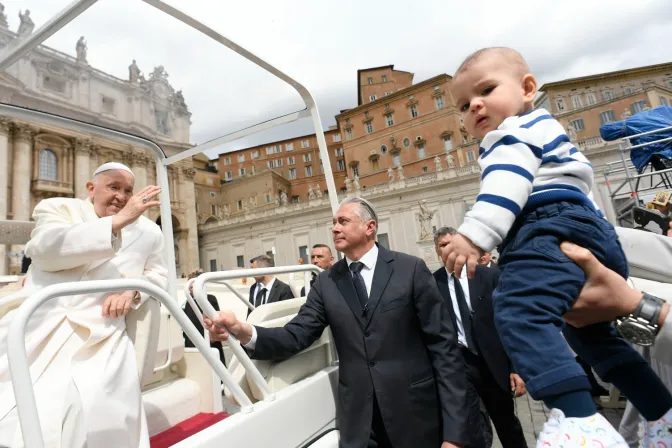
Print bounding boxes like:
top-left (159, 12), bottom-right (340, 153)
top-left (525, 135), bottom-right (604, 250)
top-left (300, 273), bottom-right (317, 297)
top-left (183, 293), bottom-right (226, 365)
top-left (433, 265), bottom-right (511, 392)
top-left (251, 245), bottom-right (468, 448)
top-left (247, 278), bottom-right (295, 317)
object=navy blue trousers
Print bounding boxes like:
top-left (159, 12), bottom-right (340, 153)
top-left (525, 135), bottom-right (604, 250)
top-left (495, 202), bottom-right (646, 399)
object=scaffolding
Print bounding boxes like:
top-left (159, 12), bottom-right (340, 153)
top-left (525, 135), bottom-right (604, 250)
top-left (603, 124), bottom-right (672, 228)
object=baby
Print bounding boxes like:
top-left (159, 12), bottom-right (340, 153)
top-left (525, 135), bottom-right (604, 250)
top-left (443, 47), bottom-right (672, 446)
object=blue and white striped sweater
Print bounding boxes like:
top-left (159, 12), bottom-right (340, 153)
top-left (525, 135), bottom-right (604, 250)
top-left (458, 108), bottom-right (600, 252)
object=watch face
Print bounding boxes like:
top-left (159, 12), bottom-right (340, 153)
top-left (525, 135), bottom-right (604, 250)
top-left (617, 321), bottom-right (656, 346)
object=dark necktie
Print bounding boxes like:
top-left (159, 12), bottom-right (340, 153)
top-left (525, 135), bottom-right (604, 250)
top-left (453, 274), bottom-right (478, 355)
top-left (349, 262), bottom-right (369, 315)
top-left (255, 287), bottom-right (267, 308)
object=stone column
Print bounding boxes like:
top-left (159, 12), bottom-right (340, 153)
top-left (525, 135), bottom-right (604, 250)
top-left (10, 124), bottom-right (35, 272)
top-left (74, 138), bottom-right (92, 199)
top-left (0, 118), bottom-right (12, 275)
top-left (131, 152), bottom-right (148, 190)
top-left (177, 232), bottom-right (188, 278)
top-left (181, 167), bottom-right (200, 272)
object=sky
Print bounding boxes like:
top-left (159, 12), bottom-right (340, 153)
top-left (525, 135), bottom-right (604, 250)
top-left (3, 0), bottom-right (672, 158)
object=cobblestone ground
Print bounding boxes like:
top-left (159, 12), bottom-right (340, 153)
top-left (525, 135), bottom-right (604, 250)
top-left (491, 394), bottom-right (625, 448)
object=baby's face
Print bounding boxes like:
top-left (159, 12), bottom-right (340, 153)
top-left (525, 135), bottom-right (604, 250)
top-left (452, 56), bottom-right (529, 140)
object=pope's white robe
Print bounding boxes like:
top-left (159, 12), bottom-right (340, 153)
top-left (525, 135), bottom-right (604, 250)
top-left (0, 197), bottom-right (168, 447)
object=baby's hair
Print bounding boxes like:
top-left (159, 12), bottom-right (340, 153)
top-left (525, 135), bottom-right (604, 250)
top-left (454, 47), bottom-right (530, 79)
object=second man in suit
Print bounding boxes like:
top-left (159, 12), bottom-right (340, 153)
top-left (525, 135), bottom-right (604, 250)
top-left (205, 198), bottom-right (468, 448)
top-left (434, 227), bottom-right (527, 448)
top-left (248, 254), bottom-right (295, 317)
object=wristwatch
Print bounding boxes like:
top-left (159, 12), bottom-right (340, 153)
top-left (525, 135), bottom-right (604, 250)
top-left (616, 292), bottom-right (666, 346)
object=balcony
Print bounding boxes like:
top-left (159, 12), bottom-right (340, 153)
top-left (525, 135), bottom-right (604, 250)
top-left (577, 137), bottom-right (608, 151)
top-left (31, 178), bottom-right (73, 197)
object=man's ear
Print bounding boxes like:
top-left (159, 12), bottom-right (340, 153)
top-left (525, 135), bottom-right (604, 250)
top-left (522, 73), bottom-right (538, 105)
top-left (86, 181), bottom-right (95, 199)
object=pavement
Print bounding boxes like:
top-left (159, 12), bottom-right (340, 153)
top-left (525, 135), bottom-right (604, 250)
top-left (492, 394), bottom-right (625, 448)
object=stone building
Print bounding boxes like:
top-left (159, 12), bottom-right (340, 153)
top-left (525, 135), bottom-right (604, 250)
top-left (0, 7), bottom-right (198, 276)
top-left (196, 61), bottom-right (672, 272)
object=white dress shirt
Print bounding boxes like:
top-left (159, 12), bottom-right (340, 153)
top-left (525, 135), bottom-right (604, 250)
top-left (446, 265), bottom-right (473, 348)
top-left (252, 277), bottom-right (276, 306)
top-left (246, 245), bottom-right (379, 349)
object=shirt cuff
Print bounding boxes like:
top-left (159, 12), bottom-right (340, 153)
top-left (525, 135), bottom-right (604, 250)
top-left (244, 325), bottom-right (258, 350)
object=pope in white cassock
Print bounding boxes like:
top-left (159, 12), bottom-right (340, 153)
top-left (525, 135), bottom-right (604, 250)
top-left (0, 162), bottom-right (168, 447)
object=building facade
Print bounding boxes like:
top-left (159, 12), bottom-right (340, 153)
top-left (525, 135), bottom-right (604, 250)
top-left (197, 62), bottom-right (672, 271)
top-left (0, 8), bottom-right (199, 276)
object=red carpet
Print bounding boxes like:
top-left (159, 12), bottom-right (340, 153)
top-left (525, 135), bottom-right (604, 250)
top-left (150, 412), bottom-right (230, 448)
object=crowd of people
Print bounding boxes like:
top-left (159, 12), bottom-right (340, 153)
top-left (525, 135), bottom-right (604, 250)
top-left (0, 45), bottom-right (671, 448)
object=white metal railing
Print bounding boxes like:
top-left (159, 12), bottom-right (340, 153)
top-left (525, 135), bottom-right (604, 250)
top-left (192, 264), bottom-right (330, 402)
top-left (6, 279), bottom-right (253, 448)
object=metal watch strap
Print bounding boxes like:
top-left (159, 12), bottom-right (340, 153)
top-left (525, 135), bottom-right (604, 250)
top-left (632, 292), bottom-right (665, 329)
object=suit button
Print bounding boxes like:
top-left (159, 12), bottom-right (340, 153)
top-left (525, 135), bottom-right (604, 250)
top-left (364, 331), bottom-right (370, 337)
top-left (369, 361), bottom-right (375, 367)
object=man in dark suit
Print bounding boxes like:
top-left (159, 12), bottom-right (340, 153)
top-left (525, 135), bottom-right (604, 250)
top-left (433, 227), bottom-right (527, 448)
top-left (183, 280), bottom-right (226, 366)
top-left (205, 198), bottom-right (468, 448)
top-left (300, 244), bottom-right (335, 296)
top-left (247, 254), bottom-right (295, 317)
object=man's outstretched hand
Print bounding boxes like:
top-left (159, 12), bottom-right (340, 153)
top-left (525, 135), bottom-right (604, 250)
top-left (203, 311), bottom-right (253, 345)
top-left (441, 233), bottom-right (484, 278)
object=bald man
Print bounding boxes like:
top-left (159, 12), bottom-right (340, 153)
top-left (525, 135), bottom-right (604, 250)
top-left (0, 162), bottom-right (167, 447)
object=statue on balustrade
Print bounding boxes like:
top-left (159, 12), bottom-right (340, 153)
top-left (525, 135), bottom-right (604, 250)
top-left (387, 167), bottom-right (395, 183)
top-left (434, 155), bottom-right (443, 172)
top-left (345, 176), bottom-right (353, 192)
top-left (397, 165), bottom-right (405, 180)
top-left (308, 185), bottom-right (316, 200)
top-left (446, 153), bottom-right (456, 168)
top-left (315, 184), bottom-right (323, 198)
top-left (17, 9), bottom-right (34, 36)
top-left (129, 59), bottom-right (141, 84)
top-left (280, 190), bottom-right (288, 206)
top-left (353, 175), bottom-right (361, 191)
top-left (76, 36), bottom-right (88, 63)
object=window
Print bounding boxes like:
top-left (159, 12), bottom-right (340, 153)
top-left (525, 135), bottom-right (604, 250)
top-left (305, 165), bottom-right (313, 176)
top-left (443, 136), bottom-right (453, 151)
top-left (334, 148), bottom-right (343, 156)
top-left (288, 156), bottom-right (295, 165)
top-left (252, 150), bottom-right (259, 159)
top-left (417, 143), bottom-right (426, 158)
top-left (299, 246), bottom-right (308, 263)
top-left (276, 159), bottom-right (283, 167)
top-left (571, 95), bottom-right (582, 109)
top-left (382, 75), bottom-right (387, 82)
top-left (661, 96), bottom-right (669, 106)
top-left (224, 157), bottom-right (231, 165)
top-left (435, 96), bottom-right (445, 110)
top-left (623, 86), bottom-right (635, 95)
top-left (238, 154), bottom-right (245, 162)
top-left (237, 200), bottom-right (243, 210)
top-left (43, 75), bottom-right (66, 93)
top-left (224, 171), bottom-right (232, 181)
top-left (409, 104), bottom-right (419, 118)
top-left (380, 145), bottom-right (388, 154)
top-left (265, 193), bottom-right (271, 203)
top-left (155, 109), bottom-right (170, 135)
top-left (239, 168), bottom-right (246, 176)
top-left (393, 153), bottom-right (401, 167)
top-left (39, 149), bottom-right (57, 180)
top-left (211, 204), bottom-right (216, 215)
top-left (600, 110), bottom-right (616, 125)
top-left (586, 92), bottom-right (597, 105)
top-left (345, 128), bottom-right (353, 140)
top-left (386, 114), bottom-right (394, 127)
top-left (422, 166), bottom-right (428, 173)
top-left (555, 97), bottom-right (565, 111)
top-left (602, 90), bottom-right (614, 101)
top-left (209, 259), bottom-right (217, 272)
top-left (292, 195), bottom-right (300, 204)
top-left (369, 95), bottom-right (377, 102)
top-left (209, 192), bottom-right (217, 198)
top-left (301, 140), bottom-right (310, 148)
top-left (366, 122), bottom-right (374, 134)
top-left (286, 142), bottom-right (294, 151)
top-left (372, 159), bottom-right (380, 171)
top-left (403, 137), bottom-right (411, 148)
top-left (236, 255), bottom-right (244, 268)
top-left (570, 118), bottom-right (585, 131)
top-left (367, 77), bottom-right (373, 85)
top-left (268, 160), bottom-right (276, 168)
top-left (352, 165), bottom-right (359, 177)
top-left (288, 168), bottom-right (296, 179)
top-left (101, 96), bottom-right (115, 114)
top-left (377, 233), bottom-right (390, 249)
top-left (303, 154), bottom-right (312, 162)
top-left (333, 134), bottom-right (341, 142)
top-left (466, 151), bottom-right (476, 163)
top-left (345, 118), bottom-right (350, 125)
top-left (337, 160), bottom-right (345, 171)
top-left (631, 101), bottom-right (648, 115)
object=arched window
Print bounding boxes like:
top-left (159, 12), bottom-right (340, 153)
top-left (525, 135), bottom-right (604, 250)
top-left (39, 149), bottom-right (57, 180)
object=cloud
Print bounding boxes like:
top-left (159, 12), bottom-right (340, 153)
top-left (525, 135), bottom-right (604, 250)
top-left (5, 0), bottom-right (672, 159)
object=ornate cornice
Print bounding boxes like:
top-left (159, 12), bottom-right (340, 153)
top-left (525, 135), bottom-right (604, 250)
top-left (13, 124), bottom-right (36, 143)
top-left (74, 138), bottom-right (93, 155)
top-left (182, 167), bottom-right (196, 180)
top-left (0, 117), bottom-right (13, 135)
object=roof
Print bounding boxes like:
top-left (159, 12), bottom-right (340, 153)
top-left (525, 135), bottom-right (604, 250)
top-left (539, 61), bottom-right (672, 92)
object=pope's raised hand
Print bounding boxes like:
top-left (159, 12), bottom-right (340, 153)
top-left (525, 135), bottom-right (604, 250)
top-left (112, 185), bottom-right (161, 234)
